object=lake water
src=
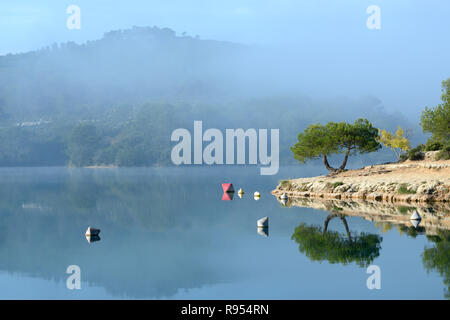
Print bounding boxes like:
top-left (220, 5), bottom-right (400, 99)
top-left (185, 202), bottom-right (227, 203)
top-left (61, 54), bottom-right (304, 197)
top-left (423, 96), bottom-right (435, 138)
top-left (0, 166), bottom-right (447, 299)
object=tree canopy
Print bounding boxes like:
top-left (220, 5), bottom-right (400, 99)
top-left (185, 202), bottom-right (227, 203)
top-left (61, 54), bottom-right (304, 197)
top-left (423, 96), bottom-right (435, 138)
top-left (378, 126), bottom-right (411, 160)
top-left (290, 118), bottom-right (381, 173)
top-left (66, 123), bottom-right (101, 166)
top-left (0, 26), bottom-right (412, 168)
top-left (420, 78), bottom-right (450, 146)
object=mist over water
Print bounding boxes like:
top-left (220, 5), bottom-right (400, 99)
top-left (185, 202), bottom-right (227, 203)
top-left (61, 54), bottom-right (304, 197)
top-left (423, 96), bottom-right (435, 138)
top-left (0, 167), bottom-right (447, 299)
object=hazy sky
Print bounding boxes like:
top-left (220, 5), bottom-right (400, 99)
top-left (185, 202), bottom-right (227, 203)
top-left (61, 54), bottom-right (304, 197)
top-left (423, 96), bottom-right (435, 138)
top-left (1, 0), bottom-right (449, 119)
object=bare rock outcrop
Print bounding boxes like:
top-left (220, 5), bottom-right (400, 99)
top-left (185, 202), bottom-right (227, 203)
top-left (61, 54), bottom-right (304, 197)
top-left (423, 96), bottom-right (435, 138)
top-left (273, 160), bottom-right (450, 203)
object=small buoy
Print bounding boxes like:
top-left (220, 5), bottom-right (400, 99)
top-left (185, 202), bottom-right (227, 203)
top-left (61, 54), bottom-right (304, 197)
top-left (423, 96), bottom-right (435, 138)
top-left (222, 192), bottom-right (234, 200)
top-left (410, 219), bottom-right (421, 228)
top-left (254, 191), bottom-right (260, 197)
top-left (257, 217), bottom-right (269, 228)
top-left (238, 188), bottom-right (244, 194)
top-left (410, 211), bottom-right (421, 221)
top-left (280, 193), bottom-right (288, 200)
top-left (222, 183), bottom-right (234, 193)
top-left (237, 192), bottom-right (243, 199)
top-left (257, 227), bottom-right (269, 237)
top-left (86, 235), bottom-right (101, 243)
top-left (85, 227), bottom-right (100, 236)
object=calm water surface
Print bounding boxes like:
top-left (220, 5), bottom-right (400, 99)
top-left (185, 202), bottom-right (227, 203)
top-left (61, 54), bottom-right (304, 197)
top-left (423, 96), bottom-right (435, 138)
top-left (0, 166), bottom-right (447, 299)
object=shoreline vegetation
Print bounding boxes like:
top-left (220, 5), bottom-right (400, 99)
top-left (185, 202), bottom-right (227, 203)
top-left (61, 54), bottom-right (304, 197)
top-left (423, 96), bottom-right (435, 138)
top-left (278, 78), bottom-right (449, 204)
top-left (272, 156), bottom-right (450, 203)
top-left (0, 26), bottom-right (429, 168)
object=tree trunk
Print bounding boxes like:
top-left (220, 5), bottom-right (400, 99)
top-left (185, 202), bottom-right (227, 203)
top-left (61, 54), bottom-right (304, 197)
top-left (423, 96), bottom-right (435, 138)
top-left (323, 155), bottom-right (337, 173)
top-left (323, 213), bottom-right (340, 233)
top-left (338, 148), bottom-right (351, 171)
top-left (339, 216), bottom-right (352, 242)
top-left (323, 213), bottom-right (352, 242)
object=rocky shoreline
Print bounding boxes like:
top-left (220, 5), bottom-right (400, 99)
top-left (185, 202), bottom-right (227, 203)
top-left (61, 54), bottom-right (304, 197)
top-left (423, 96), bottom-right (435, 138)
top-left (272, 159), bottom-right (450, 203)
top-left (275, 197), bottom-right (450, 236)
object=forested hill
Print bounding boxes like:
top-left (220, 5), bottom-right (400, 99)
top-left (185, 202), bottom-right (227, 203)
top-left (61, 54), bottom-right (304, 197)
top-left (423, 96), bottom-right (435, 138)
top-left (0, 26), bottom-right (417, 167)
top-left (0, 26), bottom-right (252, 121)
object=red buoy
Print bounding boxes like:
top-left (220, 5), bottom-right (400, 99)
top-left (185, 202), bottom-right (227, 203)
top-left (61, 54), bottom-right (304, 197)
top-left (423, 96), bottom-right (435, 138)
top-left (222, 183), bottom-right (234, 193)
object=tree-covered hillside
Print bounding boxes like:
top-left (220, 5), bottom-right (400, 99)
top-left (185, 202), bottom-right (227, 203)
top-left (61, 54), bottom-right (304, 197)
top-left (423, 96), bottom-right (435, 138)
top-left (0, 26), bottom-right (417, 167)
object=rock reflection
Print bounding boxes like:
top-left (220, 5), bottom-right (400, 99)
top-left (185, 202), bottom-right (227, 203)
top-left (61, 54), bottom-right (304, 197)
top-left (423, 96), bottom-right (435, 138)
top-left (278, 196), bottom-right (450, 236)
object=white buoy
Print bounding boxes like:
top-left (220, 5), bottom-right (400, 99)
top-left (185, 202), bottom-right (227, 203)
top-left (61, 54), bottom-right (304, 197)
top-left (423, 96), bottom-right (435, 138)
top-left (85, 235), bottom-right (101, 243)
top-left (257, 228), bottom-right (269, 237)
top-left (280, 193), bottom-right (288, 200)
top-left (85, 226), bottom-right (100, 236)
top-left (410, 211), bottom-right (421, 221)
top-left (238, 188), bottom-right (244, 194)
top-left (257, 217), bottom-right (269, 228)
top-left (410, 219), bottom-right (421, 228)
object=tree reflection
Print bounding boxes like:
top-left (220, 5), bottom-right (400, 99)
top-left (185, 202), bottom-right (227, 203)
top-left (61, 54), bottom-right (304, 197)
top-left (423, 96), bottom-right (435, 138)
top-left (291, 212), bottom-right (382, 267)
top-left (422, 230), bottom-right (450, 299)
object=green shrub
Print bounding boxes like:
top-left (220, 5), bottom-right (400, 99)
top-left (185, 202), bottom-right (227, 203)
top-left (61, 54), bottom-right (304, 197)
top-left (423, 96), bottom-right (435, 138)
top-left (408, 144), bottom-right (425, 160)
top-left (399, 153), bottom-right (408, 162)
top-left (425, 140), bottom-right (443, 151)
top-left (436, 144), bottom-right (450, 160)
top-left (397, 183), bottom-right (416, 194)
top-left (333, 181), bottom-right (344, 188)
top-left (397, 206), bottom-right (416, 214)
